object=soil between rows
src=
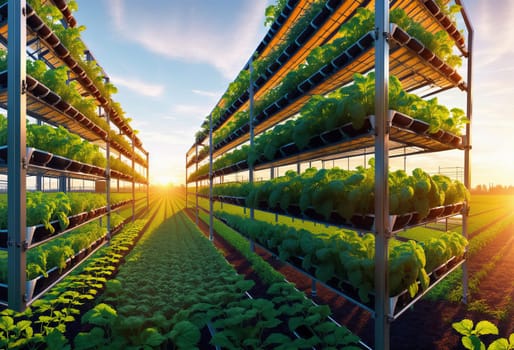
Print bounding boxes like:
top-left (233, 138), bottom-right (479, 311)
top-left (187, 208), bottom-right (514, 349)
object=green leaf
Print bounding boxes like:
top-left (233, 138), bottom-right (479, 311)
top-left (263, 333), bottom-right (291, 346)
top-left (462, 335), bottom-right (485, 350)
top-left (0, 315), bottom-right (14, 331)
top-left (419, 268), bottom-right (430, 291)
top-left (234, 279), bottom-right (255, 293)
top-left (474, 320), bottom-right (498, 336)
top-left (453, 319), bottom-right (474, 336)
top-left (74, 327), bottom-right (106, 350)
top-left (211, 331), bottom-right (235, 349)
top-left (488, 338), bottom-right (510, 350)
top-left (315, 263), bottom-right (334, 282)
top-left (288, 316), bottom-right (305, 332)
top-left (141, 328), bottom-right (165, 347)
top-left (169, 321), bottom-right (200, 349)
top-left (305, 313), bottom-right (322, 326)
top-left (408, 281), bottom-right (419, 297)
top-left (82, 303), bottom-right (117, 327)
top-left (314, 321), bottom-right (337, 334)
top-left (37, 315), bottom-right (53, 324)
top-left (45, 328), bottom-right (70, 350)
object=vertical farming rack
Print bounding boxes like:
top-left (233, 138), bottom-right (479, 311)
top-left (186, 0), bottom-right (472, 349)
top-left (1, 0), bottom-right (149, 311)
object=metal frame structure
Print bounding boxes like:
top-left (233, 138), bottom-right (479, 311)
top-left (248, 56), bottom-right (255, 252)
top-left (373, 1), bottom-right (390, 346)
top-left (186, 1), bottom-right (473, 349)
top-left (7, 0), bottom-right (27, 311)
top-left (4, 0), bottom-right (150, 311)
top-left (457, 0), bottom-right (474, 305)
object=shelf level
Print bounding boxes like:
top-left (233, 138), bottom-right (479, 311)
top-left (199, 193), bottom-right (464, 235)
top-left (0, 199), bottom-right (132, 250)
top-left (0, 234), bottom-right (108, 305)
top-left (192, 110), bottom-right (462, 181)
top-left (0, 71), bottom-right (148, 167)
top-left (209, 25), bottom-right (464, 160)
top-left (213, 210), bottom-right (466, 320)
top-left (0, 146), bottom-right (148, 185)
top-left (0, 3), bottom-right (145, 152)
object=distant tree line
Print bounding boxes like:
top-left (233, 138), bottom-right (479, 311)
top-left (472, 184), bottom-right (514, 195)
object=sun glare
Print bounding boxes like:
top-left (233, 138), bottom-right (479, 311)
top-left (152, 175), bottom-right (175, 187)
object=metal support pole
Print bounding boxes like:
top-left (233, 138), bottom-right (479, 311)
top-left (185, 153), bottom-right (188, 209)
top-left (457, 0), bottom-right (473, 305)
top-left (59, 176), bottom-right (67, 192)
top-left (105, 111), bottom-right (111, 240)
top-left (248, 57), bottom-right (255, 252)
top-left (208, 113), bottom-right (214, 241)
top-left (146, 152), bottom-right (149, 209)
top-left (374, 1), bottom-right (390, 349)
top-left (195, 143), bottom-right (199, 225)
top-left (311, 279), bottom-right (317, 297)
top-left (403, 147), bottom-right (407, 171)
top-left (36, 175), bottom-right (42, 191)
top-left (7, 0), bottom-right (27, 311)
top-left (36, 119), bottom-right (42, 191)
top-left (131, 135), bottom-right (135, 222)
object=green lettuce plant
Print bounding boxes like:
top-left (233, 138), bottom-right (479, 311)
top-left (452, 319), bottom-right (514, 350)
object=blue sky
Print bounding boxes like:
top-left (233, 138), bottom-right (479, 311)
top-left (74, 1), bottom-right (514, 187)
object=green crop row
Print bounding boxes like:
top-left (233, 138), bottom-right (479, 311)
top-left (0, 219), bottom-right (147, 349)
top-left (199, 206), bottom-right (364, 349)
top-left (0, 192), bottom-right (133, 232)
top-left (216, 210), bottom-right (467, 301)
top-left (189, 71), bottom-right (466, 182)
top-left (0, 114), bottom-right (147, 182)
top-left (74, 194), bottom-right (361, 349)
top-left (0, 213), bottom-right (125, 283)
top-left (199, 161), bottom-right (469, 221)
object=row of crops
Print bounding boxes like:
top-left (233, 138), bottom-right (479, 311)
top-left (0, 115), bottom-right (146, 182)
top-left (83, 195), bottom-right (362, 349)
top-left (188, 73), bottom-right (466, 179)
top-left (0, 217), bottom-right (148, 348)
top-left (214, 210), bottom-right (467, 304)
top-left (0, 192), bottom-right (135, 232)
top-left (186, 0), bottom-right (472, 348)
top-left (0, 191), bottom-right (363, 349)
top-left (198, 163), bottom-right (469, 229)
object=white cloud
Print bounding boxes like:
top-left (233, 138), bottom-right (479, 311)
top-left (172, 104), bottom-right (211, 119)
top-left (468, 2), bottom-right (514, 69)
top-left (107, 0), bottom-right (123, 29)
top-left (106, 1), bottom-right (267, 79)
top-left (192, 89), bottom-right (221, 98)
top-left (110, 74), bottom-right (165, 97)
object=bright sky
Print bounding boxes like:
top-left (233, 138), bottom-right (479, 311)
top-left (74, 1), bottom-right (514, 187)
